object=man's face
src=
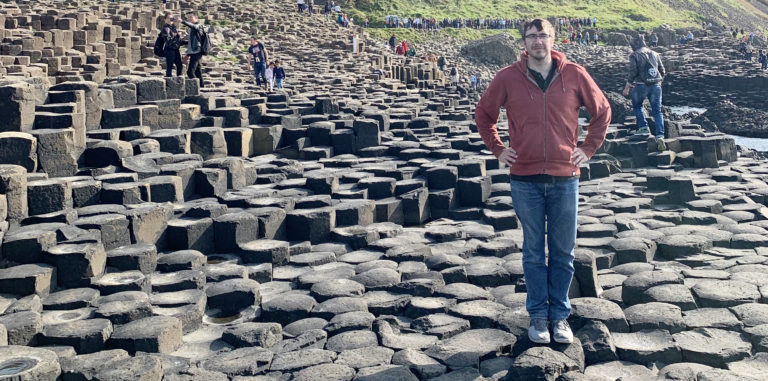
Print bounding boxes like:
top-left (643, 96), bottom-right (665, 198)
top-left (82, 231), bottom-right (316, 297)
top-left (524, 26), bottom-right (554, 60)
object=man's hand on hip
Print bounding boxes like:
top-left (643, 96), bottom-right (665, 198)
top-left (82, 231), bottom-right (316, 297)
top-left (498, 148), bottom-right (518, 167)
top-left (572, 148), bottom-right (588, 167)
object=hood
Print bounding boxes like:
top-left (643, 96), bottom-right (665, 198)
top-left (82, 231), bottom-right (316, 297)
top-left (630, 35), bottom-right (646, 51)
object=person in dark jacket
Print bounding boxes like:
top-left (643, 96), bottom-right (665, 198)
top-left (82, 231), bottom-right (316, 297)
top-left (622, 34), bottom-right (666, 150)
top-left (273, 60), bottom-right (286, 89)
top-left (182, 12), bottom-right (205, 87)
top-left (474, 18), bottom-right (610, 346)
top-left (161, 13), bottom-right (183, 77)
top-left (389, 34), bottom-right (396, 52)
top-left (248, 38), bottom-right (269, 88)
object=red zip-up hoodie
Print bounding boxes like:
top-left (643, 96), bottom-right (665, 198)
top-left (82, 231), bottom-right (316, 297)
top-left (475, 49), bottom-right (611, 177)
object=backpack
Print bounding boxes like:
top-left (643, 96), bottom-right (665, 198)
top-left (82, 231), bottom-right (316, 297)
top-left (637, 51), bottom-right (663, 85)
top-left (154, 33), bottom-right (166, 57)
top-left (197, 28), bottom-right (213, 55)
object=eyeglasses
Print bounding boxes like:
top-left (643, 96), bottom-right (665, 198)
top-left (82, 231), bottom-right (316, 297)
top-left (524, 33), bottom-right (552, 41)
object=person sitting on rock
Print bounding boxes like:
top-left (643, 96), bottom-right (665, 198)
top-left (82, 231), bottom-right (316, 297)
top-left (686, 30), bottom-right (694, 41)
top-left (623, 34), bottom-right (667, 151)
top-left (679, 35), bottom-right (687, 45)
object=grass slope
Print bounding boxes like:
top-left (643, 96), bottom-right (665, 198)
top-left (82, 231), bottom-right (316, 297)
top-left (346, 0), bottom-right (768, 42)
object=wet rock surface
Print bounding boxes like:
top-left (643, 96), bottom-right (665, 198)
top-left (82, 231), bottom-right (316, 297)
top-left (0, 0), bottom-right (766, 380)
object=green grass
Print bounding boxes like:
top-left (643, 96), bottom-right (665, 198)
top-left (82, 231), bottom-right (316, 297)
top-left (365, 27), bottom-right (518, 44)
top-left (347, 0), bottom-right (768, 33)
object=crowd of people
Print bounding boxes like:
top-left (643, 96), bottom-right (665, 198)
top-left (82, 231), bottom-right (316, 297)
top-left (295, 0), bottom-right (362, 28)
top-left (380, 16), bottom-right (599, 31)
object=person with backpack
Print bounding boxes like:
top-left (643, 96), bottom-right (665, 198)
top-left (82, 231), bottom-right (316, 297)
top-left (160, 13), bottom-right (183, 77)
top-left (622, 34), bottom-right (667, 151)
top-left (437, 55), bottom-right (446, 71)
top-left (248, 38), bottom-right (269, 89)
top-left (450, 66), bottom-right (458, 86)
top-left (182, 12), bottom-right (208, 87)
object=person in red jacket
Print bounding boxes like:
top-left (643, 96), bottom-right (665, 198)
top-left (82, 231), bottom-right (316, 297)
top-left (475, 18), bottom-right (610, 346)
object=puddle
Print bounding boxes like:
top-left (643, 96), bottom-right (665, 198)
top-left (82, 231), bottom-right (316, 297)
top-left (0, 358), bottom-right (38, 376)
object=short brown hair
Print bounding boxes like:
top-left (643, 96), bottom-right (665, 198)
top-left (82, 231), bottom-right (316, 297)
top-left (523, 19), bottom-right (555, 38)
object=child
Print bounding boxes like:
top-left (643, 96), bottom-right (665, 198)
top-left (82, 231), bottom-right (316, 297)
top-left (274, 60), bottom-right (286, 89)
top-left (265, 62), bottom-right (275, 91)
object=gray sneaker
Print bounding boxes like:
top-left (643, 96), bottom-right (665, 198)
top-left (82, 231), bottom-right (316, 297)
top-left (635, 127), bottom-right (651, 135)
top-left (528, 318), bottom-right (550, 344)
top-left (656, 137), bottom-right (667, 151)
top-left (552, 319), bottom-right (573, 344)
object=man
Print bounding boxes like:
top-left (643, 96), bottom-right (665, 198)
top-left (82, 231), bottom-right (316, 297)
top-left (759, 50), bottom-right (767, 70)
top-left (161, 13), bottom-right (183, 77)
top-left (437, 55), bottom-right (446, 71)
top-left (389, 34), bottom-right (396, 52)
top-left (475, 18), bottom-right (610, 345)
top-left (622, 34), bottom-right (666, 151)
top-left (651, 33), bottom-right (659, 47)
top-left (324, 1), bottom-right (332, 22)
top-left (248, 38), bottom-right (269, 88)
top-left (182, 12), bottom-right (205, 87)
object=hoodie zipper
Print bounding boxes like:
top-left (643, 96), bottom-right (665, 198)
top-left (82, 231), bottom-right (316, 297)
top-left (525, 67), bottom-right (560, 175)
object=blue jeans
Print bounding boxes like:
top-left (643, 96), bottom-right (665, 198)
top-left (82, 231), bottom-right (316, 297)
top-left (631, 83), bottom-right (664, 137)
top-left (510, 178), bottom-right (579, 320)
top-left (253, 62), bottom-right (267, 86)
top-left (275, 78), bottom-right (284, 89)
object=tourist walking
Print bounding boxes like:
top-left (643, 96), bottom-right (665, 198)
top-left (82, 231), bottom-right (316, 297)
top-left (265, 62), bottom-right (275, 91)
top-left (161, 13), bottom-right (183, 77)
top-left (182, 12), bottom-right (206, 87)
top-left (248, 38), bottom-right (269, 88)
top-left (324, 1), bottom-right (332, 22)
top-left (389, 34), bottom-right (396, 52)
top-left (274, 60), bottom-right (286, 89)
top-left (474, 18), bottom-right (610, 345)
top-left (759, 50), bottom-right (767, 70)
top-left (623, 34), bottom-right (666, 151)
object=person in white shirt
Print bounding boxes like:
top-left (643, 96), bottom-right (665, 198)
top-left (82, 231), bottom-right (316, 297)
top-left (297, 0), bottom-right (305, 13)
top-left (265, 62), bottom-right (275, 92)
